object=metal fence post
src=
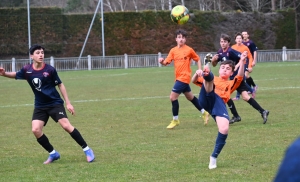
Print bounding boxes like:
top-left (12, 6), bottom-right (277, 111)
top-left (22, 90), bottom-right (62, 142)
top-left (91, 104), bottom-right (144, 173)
top-left (88, 55), bottom-right (91, 70)
top-left (12, 57), bottom-right (15, 72)
top-left (50, 56), bottom-right (54, 67)
top-left (124, 53), bottom-right (128, 69)
top-left (158, 52), bottom-right (162, 67)
top-left (282, 46), bottom-right (287, 61)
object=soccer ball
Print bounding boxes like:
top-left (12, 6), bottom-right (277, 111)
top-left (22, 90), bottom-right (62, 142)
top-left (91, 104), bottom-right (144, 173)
top-left (170, 5), bottom-right (190, 25)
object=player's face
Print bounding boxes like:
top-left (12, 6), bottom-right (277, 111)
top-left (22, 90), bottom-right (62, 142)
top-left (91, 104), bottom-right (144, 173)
top-left (242, 32), bottom-right (249, 40)
top-left (176, 34), bottom-right (186, 46)
top-left (235, 35), bottom-right (243, 45)
top-left (31, 49), bottom-right (44, 63)
top-left (219, 64), bottom-right (233, 79)
top-left (220, 38), bottom-right (229, 49)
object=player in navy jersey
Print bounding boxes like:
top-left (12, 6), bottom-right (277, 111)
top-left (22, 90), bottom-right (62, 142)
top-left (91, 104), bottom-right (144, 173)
top-left (242, 31), bottom-right (258, 91)
top-left (0, 44), bottom-right (95, 164)
top-left (211, 34), bottom-right (269, 124)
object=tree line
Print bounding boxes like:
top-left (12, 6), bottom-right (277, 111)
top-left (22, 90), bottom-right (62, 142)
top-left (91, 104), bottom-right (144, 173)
top-left (0, 0), bottom-right (298, 13)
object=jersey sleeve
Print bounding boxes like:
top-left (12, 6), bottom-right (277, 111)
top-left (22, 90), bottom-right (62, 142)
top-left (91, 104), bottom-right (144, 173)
top-left (51, 68), bottom-right (62, 86)
top-left (164, 48), bottom-right (175, 65)
top-left (15, 66), bottom-right (27, 80)
top-left (230, 75), bottom-right (243, 93)
top-left (229, 49), bottom-right (241, 63)
top-left (193, 77), bottom-right (204, 87)
top-left (190, 48), bottom-right (200, 62)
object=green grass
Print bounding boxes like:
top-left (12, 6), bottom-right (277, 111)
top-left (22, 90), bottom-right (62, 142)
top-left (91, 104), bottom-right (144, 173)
top-left (0, 61), bottom-right (300, 182)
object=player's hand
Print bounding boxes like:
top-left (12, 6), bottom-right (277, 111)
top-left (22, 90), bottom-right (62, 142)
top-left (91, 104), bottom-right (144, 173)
top-left (204, 53), bottom-right (212, 65)
top-left (203, 65), bottom-right (210, 76)
top-left (66, 104), bottom-right (75, 115)
top-left (212, 54), bottom-right (219, 61)
top-left (248, 67), bottom-right (253, 73)
top-left (0, 67), bottom-right (5, 76)
top-left (252, 61), bottom-right (256, 67)
top-left (195, 69), bottom-right (203, 77)
top-left (240, 51), bottom-right (247, 61)
top-left (158, 58), bottom-right (164, 65)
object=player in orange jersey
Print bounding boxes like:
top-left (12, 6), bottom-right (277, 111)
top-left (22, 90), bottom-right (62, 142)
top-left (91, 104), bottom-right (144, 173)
top-left (159, 29), bottom-right (209, 129)
top-left (192, 51), bottom-right (247, 169)
top-left (231, 32), bottom-right (256, 100)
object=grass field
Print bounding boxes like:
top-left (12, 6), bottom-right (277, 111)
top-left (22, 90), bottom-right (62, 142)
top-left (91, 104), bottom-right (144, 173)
top-left (0, 61), bottom-right (300, 182)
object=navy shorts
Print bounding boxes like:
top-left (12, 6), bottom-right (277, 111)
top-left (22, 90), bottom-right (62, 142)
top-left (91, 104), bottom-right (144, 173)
top-left (32, 104), bottom-right (68, 126)
top-left (172, 80), bottom-right (191, 94)
top-left (198, 85), bottom-right (229, 121)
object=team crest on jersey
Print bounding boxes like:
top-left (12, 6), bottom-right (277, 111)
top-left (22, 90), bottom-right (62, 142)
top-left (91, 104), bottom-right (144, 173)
top-left (32, 78), bottom-right (42, 91)
top-left (247, 43), bottom-right (250, 46)
top-left (43, 72), bottom-right (49, 77)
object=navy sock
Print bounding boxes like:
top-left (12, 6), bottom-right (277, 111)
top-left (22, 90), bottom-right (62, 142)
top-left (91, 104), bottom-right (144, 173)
top-left (70, 128), bottom-right (88, 149)
top-left (172, 100), bottom-right (179, 117)
top-left (247, 98), bottom-right (264, 113)
top-left (227, 99), bottom-right (239, 117)
top-left (190, 96), bottom-right (203, 111)
top-left (37, 134), bottom-right (54, 153)
top-left (203, 72), bottom-right (214, 82)
top-left (211, 132), bottom-right (228, 158)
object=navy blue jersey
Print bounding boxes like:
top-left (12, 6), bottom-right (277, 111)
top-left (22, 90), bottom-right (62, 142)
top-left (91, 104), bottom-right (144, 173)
top-left (242, 40), bottom-right (257, 56)
top-left (216, 47), bottom-right (244, 79)
top-left (216, 47), bottom-right (241, 65)
top-left (15, 64), bottom-right (64, 108)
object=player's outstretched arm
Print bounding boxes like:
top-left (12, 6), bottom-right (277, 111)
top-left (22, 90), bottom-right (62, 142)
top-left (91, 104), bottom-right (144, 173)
top-left (191, 69), bottom-right (203, 83)
top-left (211, 54), bottom-right (219, 67)
top-left (0, 67), bottom-right (16, 78)
top-left (237, 51), bottom-right (247, 77)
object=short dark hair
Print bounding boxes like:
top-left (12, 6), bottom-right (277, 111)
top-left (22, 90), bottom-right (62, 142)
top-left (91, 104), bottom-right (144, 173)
top-left (220, 60), bottom-right (235, 71)
top-left (234, 32), bottom-right (243, 39)
top-left (29, 44), bottom-right (44, 55)
top-left (220, 34), bottom-right (231, 43)
top-left (175, 29), bottom-right (187, 38)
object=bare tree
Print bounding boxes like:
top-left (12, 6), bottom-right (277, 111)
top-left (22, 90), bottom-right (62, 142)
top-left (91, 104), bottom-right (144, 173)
top-left (161, 0), bottom-right (165, 10)
top-left (271, 0), bottom-right (275, 11)
top-left (103, 0), bottom-right (115, 12)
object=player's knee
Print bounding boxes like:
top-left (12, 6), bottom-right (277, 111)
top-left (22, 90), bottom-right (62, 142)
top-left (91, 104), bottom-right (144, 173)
top-left (58, 119), bottom-right (73, 132)
top-left (32, 127), bottom-right (42, 136)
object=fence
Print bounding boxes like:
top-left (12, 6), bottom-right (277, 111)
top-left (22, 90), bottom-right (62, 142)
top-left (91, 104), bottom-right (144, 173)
top-left (0, 48), bottom-right (299, 72)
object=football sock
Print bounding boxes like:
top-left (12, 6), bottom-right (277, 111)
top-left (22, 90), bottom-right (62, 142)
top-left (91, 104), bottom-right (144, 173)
top-left (201, 108), bottom-right (205, 114)
top-left (246, 77), bottom-right (256, 87)
top-left (172, 100), bottom-right (179, 117)
top-left (212, 132), bottom-right (227, 158)
top-left (190, 96), bottom-right (203, 111)
top-left (245, 82), bottom-right (253, 93)
top-left (247, 98), bottom-right (264, 113)
top-left (227, 99), bottom-right (239, 117)
top-left (49, 150), bottom-right (56, 154)
top-left (173, 116), bottom-right (178, 120)
top-left (70, 128), bottom-right (88, 149)
top-left (37, 134), bottom-right (54, 153)
top-left (83, 146), bottom-right (90, 152)
top-left (203, 72), bottom-right (214, 82)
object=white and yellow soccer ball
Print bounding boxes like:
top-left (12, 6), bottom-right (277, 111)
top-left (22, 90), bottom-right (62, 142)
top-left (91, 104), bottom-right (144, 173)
top-left (170, 5), bottom-right (190, 25)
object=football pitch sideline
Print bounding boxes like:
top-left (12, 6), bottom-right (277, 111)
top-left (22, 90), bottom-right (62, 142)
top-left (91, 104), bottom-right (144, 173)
top-left (0, 61), bottom-right (299, 181)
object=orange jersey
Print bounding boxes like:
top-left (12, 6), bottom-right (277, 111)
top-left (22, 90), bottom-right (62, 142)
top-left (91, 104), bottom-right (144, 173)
top-left (164, 45), bottom-right (199, 84)
top-left (231, 44), bottom-right (253, 69)
top-left (194, 75), bottom-right (243, 103)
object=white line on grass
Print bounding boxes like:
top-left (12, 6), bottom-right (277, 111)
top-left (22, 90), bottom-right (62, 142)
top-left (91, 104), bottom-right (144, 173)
top-left (1, 86), bottom-right (299, 108)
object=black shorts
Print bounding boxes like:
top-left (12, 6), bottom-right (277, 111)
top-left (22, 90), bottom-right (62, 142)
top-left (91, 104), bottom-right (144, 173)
top-left (236, 80), bottom-right (249, 94)
top-left (32, 104), bottom-right (68, 125)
